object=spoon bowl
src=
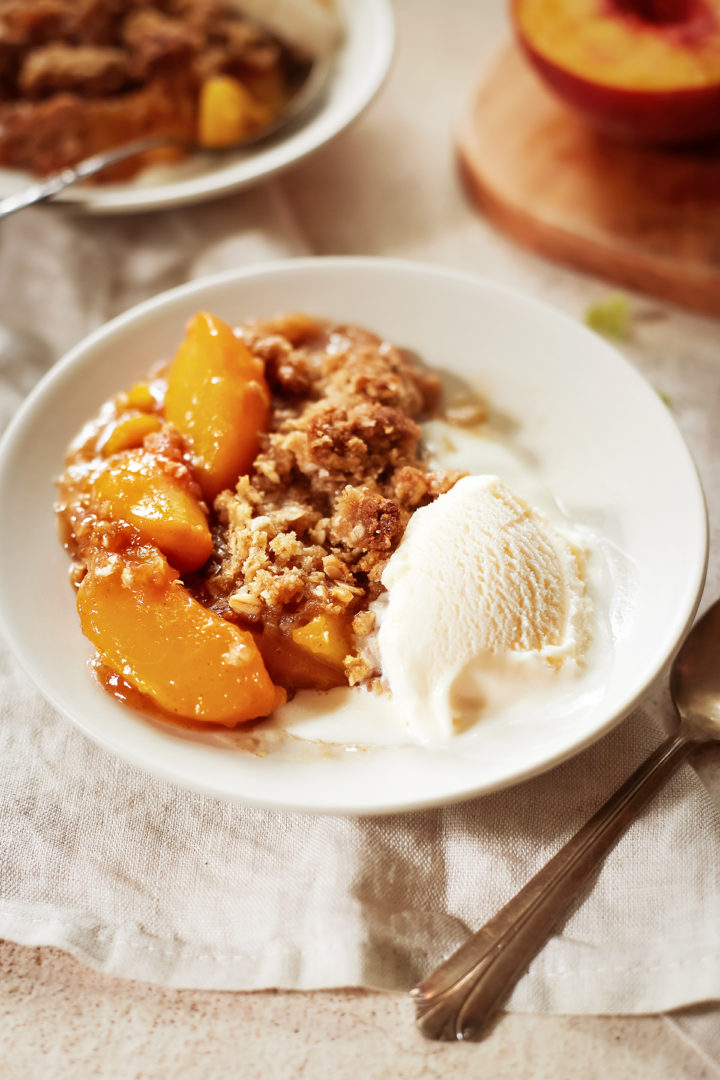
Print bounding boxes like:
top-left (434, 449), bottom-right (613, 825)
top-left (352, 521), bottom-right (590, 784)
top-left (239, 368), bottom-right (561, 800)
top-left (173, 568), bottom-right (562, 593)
top-left (671, 601), bottom-right (720, 737)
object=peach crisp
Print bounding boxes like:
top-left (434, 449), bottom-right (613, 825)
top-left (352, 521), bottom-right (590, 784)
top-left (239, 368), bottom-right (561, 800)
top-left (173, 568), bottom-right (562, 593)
top-left (0, 0), bottom-right (310, 180)
top-left (56, 312), bottom-right (461, 728)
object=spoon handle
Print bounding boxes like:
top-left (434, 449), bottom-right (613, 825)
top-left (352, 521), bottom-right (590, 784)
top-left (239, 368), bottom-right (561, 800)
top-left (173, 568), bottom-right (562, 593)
top-left (411, 729), bottom-right (691, 1041)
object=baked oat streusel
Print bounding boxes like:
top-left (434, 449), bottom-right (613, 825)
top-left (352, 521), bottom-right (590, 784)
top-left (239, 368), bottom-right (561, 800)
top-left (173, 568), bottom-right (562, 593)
top-left (202, 315), bottom-right (463, 685)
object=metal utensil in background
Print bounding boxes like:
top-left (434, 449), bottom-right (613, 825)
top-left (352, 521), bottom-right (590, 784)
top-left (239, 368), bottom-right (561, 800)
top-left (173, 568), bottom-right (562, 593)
top-left (0, 52), bottom-right (334, 220)
top-left (412, 598), bottom-right (720, 1041)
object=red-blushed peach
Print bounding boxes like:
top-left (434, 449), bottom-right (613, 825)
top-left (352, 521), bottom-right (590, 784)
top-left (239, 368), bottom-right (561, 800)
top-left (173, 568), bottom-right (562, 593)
top-left (512, 0), bottom-right (720, 143)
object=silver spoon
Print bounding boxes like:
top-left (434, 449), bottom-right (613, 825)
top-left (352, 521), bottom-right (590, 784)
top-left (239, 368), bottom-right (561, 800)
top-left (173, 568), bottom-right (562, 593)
top-left (0, 52), bottom-right (334, 220)
top-left (411, 597), bottom-right (720, 1041)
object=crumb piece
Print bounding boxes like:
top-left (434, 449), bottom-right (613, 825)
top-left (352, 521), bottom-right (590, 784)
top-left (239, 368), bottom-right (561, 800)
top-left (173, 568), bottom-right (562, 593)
top-left (345, 653), bottom-right (374, 687)
top-left (19, 43), bottom-right (129, 97)
top-left (222, 639), bottom-right (251, 666)
top-left (445, 397), bottom-right (489, 427)
top-left (352, 610), bottom-right (376, 637)
top-left (330, 487), bottom-right (402, 553)
top-left (123, 10), bottom-right (200, 78)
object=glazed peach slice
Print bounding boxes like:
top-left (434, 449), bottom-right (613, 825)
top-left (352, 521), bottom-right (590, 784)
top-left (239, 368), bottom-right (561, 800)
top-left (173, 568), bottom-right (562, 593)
top-left (120, 379), bottom-right (166, 413)
top-left (99, 413), bottom-right (163, 456)
top-left (91, 449), bottom-right (213, 574)
top-left (165, 312), bottom-right (270, 503)
top-left (292, 614), bottom-right (352, 670)
top-left (254, 614), bottom-right (353, 692)
top-left (198, 76), bottom-right (271, 148)
top-left (77, 549), bottom-right (285, 725)
top-left (254, 628), bottom-right (347, 692)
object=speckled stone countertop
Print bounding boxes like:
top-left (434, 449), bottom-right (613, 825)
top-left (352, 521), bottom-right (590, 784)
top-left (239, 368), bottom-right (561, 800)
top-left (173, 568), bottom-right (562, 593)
top-left (2, 941), bottom-right (719, 1079)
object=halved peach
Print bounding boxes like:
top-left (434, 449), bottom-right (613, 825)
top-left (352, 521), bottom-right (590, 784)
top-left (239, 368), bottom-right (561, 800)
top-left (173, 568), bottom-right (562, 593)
top-left (165, 312), bottom-right (270, 503)
top-left (513, 0), bottom-right (720, 143)
top-left (91, 450), bottom-right (213, 573)
top-left (77, 550), bottom-right (285, 725)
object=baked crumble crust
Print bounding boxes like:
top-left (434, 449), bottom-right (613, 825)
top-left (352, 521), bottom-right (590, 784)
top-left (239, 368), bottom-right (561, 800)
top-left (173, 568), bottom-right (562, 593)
top-left (202, 316), bottom-right (465, 684)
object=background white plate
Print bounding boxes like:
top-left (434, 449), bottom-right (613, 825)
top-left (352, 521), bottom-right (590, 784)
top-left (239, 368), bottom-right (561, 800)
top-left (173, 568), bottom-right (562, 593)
top-left (0, 0), bottom-right (393, 215)
top-left (0, 259), bottom-right (707, 813)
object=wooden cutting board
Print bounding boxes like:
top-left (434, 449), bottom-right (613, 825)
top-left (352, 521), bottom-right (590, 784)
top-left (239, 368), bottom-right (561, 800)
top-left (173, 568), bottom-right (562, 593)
top-left (457, 43), bottom-right (720, 317)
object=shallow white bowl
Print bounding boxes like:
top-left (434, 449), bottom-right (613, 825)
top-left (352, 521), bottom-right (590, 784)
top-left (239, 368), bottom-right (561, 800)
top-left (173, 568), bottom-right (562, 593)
top-left (0, 259), bottom-right (707, 813)
top-left (0, 0), bottom-right (393, 215)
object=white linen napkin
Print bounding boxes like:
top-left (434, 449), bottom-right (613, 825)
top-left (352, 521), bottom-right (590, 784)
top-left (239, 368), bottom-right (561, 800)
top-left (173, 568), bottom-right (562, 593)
top-left (1, 192), bottom-right (720, 1027)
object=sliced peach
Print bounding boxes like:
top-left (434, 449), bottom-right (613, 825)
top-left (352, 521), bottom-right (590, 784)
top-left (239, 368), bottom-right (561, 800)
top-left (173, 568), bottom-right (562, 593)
top-left (91, 450), bottom-right (213, 573)
top-left (121, 380), bottom-right (164, 413)
top-left (254, 626), bottom-right (348, 691)
top-left (165, 311), bottom-right (270, 502)
top-left (197, 76), bottom-right (270, 148)
top-left (78, 551), bottom-right (285, 725)
top-left (291, 613), bottom-right (352, 670)
top-left (100, 414), bottom-right (163, 455)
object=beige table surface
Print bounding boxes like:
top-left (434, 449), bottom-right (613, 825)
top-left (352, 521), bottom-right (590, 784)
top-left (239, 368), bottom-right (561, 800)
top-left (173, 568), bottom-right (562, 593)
top-left (4, 1), bottom-right (720, 1076)
top-left (1, 941), bottom-right (719, 1080)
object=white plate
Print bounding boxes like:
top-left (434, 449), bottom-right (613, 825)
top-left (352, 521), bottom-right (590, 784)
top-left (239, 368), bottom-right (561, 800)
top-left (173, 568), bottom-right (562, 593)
top-left (0, 0), bottom-right (393, 215)
top-left (0, 259), bottom-right (707, 813)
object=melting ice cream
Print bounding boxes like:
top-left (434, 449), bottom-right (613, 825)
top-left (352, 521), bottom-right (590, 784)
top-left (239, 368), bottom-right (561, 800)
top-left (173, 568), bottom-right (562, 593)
top-left (377, 475), bottom-right (591, 740)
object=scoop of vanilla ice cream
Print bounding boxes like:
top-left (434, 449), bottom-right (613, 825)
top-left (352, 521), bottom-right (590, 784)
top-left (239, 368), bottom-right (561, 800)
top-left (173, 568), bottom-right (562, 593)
top-left (376, 475), bottom-right (591, 741)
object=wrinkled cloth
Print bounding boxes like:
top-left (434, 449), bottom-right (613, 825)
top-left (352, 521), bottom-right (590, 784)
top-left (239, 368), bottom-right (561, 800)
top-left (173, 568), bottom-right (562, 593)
top-left (1, 0), bottom-right (720, 1050)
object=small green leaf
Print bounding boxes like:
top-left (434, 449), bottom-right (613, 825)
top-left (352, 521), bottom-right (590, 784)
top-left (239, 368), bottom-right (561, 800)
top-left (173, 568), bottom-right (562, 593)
top-left (585, 294), bottom-right (631, 341)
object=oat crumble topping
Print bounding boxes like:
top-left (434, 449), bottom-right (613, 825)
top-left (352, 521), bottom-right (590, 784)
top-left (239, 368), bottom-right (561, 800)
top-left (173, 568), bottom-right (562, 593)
top-left (198, 316), bottom-right (465, 684)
